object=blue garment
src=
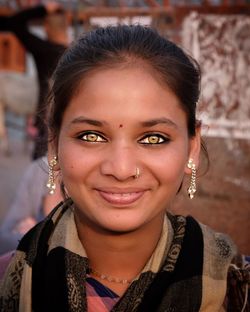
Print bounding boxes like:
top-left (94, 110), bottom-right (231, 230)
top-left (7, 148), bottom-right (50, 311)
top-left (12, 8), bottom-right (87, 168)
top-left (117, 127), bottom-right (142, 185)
top-left (0, 157), bottom-right (48, 254)
top-left (86, 277), bottom-right (119, 299)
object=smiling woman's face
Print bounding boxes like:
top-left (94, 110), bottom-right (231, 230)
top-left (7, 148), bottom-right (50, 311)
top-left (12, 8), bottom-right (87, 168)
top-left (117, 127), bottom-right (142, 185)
top-left (53, 67), bottom-right (200, 233)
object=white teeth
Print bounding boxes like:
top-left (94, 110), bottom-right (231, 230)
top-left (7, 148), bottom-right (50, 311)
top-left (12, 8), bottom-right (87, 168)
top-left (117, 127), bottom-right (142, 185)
top-left (110, 193), bottom-right (132, 195)
top-left (111, 193), bottom-right (133, 198)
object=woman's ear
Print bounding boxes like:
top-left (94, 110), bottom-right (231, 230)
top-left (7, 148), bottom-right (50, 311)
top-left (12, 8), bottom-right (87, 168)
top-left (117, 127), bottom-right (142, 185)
top-left (184, 126), bottom-right (201, 174)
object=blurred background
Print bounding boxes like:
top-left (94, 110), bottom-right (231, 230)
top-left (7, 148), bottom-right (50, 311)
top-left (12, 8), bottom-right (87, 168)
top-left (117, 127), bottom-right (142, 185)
top-left (0, 0), bottom-right (249, 255)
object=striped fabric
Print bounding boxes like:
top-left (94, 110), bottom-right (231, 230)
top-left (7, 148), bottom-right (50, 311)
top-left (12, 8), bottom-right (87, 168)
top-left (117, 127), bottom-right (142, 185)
top-left (86, 277), bottom-right (119, 312)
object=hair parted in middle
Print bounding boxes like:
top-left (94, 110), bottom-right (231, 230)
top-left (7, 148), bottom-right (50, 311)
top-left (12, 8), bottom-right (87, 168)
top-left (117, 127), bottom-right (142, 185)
top-left (46, 24), bottom-right (201, 141)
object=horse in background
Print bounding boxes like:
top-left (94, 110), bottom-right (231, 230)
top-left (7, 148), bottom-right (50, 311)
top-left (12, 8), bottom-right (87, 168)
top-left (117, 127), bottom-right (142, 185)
top-left (0, 71), bottom-right (38, 155)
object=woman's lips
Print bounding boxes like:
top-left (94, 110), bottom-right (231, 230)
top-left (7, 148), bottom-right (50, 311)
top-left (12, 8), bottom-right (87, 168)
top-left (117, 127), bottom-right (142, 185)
top-left (97, 189), bottom-right (145, 205)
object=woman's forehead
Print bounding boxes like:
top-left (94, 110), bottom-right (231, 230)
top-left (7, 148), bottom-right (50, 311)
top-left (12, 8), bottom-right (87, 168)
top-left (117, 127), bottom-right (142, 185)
top-left (59, 67), bottom-right (188, 130)
top-left (71, 67), bottom-right (178, 105)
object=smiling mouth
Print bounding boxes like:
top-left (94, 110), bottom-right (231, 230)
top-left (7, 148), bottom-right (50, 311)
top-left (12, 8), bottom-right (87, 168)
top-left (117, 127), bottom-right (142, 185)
top-left (97, 190), bottom-right (145, 205)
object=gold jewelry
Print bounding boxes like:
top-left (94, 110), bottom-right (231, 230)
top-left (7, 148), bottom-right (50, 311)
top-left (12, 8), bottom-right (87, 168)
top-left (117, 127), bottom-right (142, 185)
top-left (187, 158), bottom-right (196, 199)
top-left (46, 156), bottom-right (57, 195)
top-left (134, 167), bottom-right (140, 179)
top-left (89, 268), bottom-right (132, 284)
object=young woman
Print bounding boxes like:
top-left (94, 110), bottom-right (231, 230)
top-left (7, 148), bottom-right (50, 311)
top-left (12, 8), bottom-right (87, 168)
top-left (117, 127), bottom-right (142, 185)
top-left (0, 25), bottom-right (247, 312)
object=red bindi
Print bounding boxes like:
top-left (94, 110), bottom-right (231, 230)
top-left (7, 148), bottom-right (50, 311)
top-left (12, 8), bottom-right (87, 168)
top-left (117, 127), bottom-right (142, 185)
top-left (119, 124), bottom-right (123, 128)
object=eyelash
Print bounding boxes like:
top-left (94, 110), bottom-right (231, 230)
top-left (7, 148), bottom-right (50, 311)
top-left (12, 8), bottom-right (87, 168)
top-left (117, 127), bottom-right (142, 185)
top-left (77, 131), bottom-right (107, 143)
top-left (139, 133), bottom-right (170, 145)
top-left (77, 131), bottom-right (170, 145)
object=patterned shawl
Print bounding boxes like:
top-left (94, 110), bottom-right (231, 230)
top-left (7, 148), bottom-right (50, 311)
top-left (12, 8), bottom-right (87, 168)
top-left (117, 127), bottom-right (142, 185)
top-left (0, 199), bottom-right (236, 312)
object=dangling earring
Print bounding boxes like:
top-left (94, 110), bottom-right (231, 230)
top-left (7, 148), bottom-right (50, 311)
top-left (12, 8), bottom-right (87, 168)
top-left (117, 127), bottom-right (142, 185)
top-left (47, 156), bottom-right (57, 195)
top-left (187, 158), bottom-right (196, 199)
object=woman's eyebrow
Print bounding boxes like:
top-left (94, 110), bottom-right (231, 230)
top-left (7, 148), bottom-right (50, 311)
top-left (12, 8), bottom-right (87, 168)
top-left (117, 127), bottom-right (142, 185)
top-left (70, 116), bottom-right (107, 127)
top-left (69, 116), bottom-right (177, 128)
top-left (141, 118), bottom-right (178, 129)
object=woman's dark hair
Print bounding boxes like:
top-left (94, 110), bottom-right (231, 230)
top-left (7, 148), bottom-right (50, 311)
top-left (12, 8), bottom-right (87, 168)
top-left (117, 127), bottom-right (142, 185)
top-left (47, 24), bottom-right (201, 140)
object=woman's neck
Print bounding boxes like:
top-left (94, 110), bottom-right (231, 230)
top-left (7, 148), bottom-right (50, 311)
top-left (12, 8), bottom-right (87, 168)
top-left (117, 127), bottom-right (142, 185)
top-left (75, 214), bottom-right (166, 295)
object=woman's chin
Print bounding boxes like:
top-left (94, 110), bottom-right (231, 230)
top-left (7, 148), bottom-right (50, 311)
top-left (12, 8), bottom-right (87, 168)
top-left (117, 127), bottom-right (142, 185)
top-left (95, 215), bottom-right (151, 235)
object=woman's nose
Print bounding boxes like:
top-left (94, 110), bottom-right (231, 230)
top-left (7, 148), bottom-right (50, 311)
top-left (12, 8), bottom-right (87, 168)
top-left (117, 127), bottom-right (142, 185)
top-left (100, 143), bottom-right (138, 181)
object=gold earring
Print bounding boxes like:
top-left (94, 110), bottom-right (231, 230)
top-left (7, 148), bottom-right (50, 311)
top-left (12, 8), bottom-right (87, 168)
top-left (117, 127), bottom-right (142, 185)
top-left (47, 156), bottom-right (57, 195)
top-left (187, 158), bottom-right (196, 199)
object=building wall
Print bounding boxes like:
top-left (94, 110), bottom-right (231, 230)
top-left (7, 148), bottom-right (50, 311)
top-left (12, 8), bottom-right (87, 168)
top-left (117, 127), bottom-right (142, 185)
top-left (172, 137), bottom-right (250, 254)
top-left (171, 13), bottom-right (250, 254)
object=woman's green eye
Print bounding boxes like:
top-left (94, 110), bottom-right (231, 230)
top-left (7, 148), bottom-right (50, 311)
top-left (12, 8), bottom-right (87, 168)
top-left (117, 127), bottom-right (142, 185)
top-left (140, 135), bottom-right (166, 144)
top-left (81, 133), bottom-right (105, 142)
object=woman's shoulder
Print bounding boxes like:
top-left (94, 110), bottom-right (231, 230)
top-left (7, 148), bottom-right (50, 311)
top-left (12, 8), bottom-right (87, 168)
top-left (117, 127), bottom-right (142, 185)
top-left (168, 213), bottom-right (237, 265)
top-left (186, 216), bottom-right (249, 311)
top-left (168, 214), bottom-right (237, 280)
top-left (0, 251), bottom-right (15, 281)
top-left (198, 220), bottom-right (237, 266)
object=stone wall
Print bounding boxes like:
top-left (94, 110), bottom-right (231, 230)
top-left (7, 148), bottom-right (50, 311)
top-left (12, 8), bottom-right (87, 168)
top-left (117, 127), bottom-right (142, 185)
top-left (171, 13), bottom-right (250, 254)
